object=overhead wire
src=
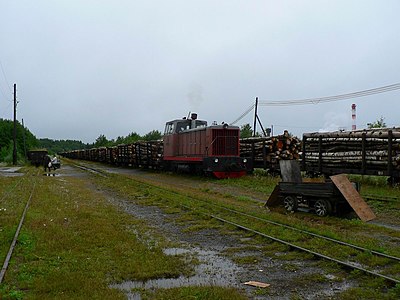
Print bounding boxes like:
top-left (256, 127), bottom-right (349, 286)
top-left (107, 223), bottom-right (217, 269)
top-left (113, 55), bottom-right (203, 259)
top-left (231, 103), bottom-right (255, 125)
top-left (230, 82), bottom-right (400, 124)
top-left (0, 83), bottom-right (9, 101)
top-left (0, 60), bottom-right (12, 93)
top-left (258, 82), bottom-right (400, 106)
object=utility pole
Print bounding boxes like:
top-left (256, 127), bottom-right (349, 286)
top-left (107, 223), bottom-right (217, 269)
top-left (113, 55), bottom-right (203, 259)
top-left (13, 83), bottom-right (17, 165)
top-left (253, 97), bottom-right (258, 137)
top-left (252, 97), bottom-right (267, 137)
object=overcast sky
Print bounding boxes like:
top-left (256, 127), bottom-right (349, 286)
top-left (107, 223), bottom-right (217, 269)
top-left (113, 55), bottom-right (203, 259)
top-left (0, 0), bottom-right (399, 143)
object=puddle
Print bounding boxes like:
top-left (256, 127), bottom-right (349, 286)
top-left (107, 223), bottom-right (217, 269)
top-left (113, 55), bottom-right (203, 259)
top-left (110, 247), bottom-right (242, 298)
top-left (163, 247), bottom-right (190, 256)
top-left (0, 167), bottom-right (24, 177)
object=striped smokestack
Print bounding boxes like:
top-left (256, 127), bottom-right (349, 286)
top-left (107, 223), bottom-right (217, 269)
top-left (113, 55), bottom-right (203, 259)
top-left (351, 103), bottom-right (356, 130)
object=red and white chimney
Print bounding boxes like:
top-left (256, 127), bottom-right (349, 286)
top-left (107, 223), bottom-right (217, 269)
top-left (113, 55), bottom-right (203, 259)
top-left (351, 104), bottom-right (356, 130)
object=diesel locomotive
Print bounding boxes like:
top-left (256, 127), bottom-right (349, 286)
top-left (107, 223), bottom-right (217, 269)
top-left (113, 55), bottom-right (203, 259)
top-left (163, 113), bottom-right (250, 178)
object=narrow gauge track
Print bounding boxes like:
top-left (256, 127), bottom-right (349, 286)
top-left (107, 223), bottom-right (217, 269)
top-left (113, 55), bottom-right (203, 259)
top-left (73, 162), bottom-right (400, 285)
top-left (72, 160), bottom-right (400, 204)
top-left (0, 170), bottom-right (38, 284)
top-left (363, 194), bottom-right (400, 203)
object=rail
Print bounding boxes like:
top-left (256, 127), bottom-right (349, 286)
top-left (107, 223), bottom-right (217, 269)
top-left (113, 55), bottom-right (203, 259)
top-left (74, 162), bottom-right (400, 285)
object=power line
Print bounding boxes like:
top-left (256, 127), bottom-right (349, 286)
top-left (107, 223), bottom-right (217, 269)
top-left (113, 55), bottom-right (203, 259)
top-left (0, 60), bottom-right (12, 93)
top-left (231, 103), bottom-right (255, 125)
top-left (259, 82), bottom-right (400, 106)
top-left (0, 82), bottom-right (9, 100)
top-left (230, 82), bottom-right (400, 125)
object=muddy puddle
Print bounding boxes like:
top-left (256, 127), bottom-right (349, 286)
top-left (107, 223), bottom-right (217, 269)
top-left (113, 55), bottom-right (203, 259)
top-left (43, 173), bottom-right (61, 177)
top-left (0, 167), bottom-right (24, 177)
top-left (110, 246), bottom-right (243, 299)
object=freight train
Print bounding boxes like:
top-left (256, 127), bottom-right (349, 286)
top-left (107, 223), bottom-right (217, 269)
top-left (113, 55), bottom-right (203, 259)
top-left (60, 114), bottom-right (400, 183)
top-left (61, 114), bottom-right (252, 179)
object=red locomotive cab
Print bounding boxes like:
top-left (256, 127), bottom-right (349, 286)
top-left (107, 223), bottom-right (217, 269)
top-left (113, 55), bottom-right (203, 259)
top-left (163, 113), bottom-right (207, 158)
top-left (163, 113), bottom-right (250, 178)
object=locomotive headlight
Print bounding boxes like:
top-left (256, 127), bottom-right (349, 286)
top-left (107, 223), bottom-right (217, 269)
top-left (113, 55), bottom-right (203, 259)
top-left (243, 158), bottom-right (247, 163)
top-left (214, 158), bottom-right (219, 163)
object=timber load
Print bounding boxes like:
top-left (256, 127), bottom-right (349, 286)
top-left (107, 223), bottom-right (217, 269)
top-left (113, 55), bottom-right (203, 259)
top-left (240, 132), bottom-right (302, 169)
top-left (302, 128), bottom-right (400, 179)
top-left (115, 141), bottom-right (163, 168)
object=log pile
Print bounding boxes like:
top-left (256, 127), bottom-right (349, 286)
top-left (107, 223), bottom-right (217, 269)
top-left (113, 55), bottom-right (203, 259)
top-left (115, 141), bottom-right (163, 167)
top-left (135, 141), bottom-right (163, 168)
top-left (303, 128), bottom-right (400, 171)
top-left (240, 131), bottom-right (302, 167)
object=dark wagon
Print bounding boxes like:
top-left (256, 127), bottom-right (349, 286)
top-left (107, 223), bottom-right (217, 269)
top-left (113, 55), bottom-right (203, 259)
top-left (277, 181), bottom-right (354, 216)
top-left (27, 150), bottom-right (48, 167)
top-left (267, 173), bottom-right (375, 221)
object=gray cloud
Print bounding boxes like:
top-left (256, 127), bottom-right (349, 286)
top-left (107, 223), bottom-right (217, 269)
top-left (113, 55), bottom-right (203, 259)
top-left (0, 1), bottom-right (399, 142)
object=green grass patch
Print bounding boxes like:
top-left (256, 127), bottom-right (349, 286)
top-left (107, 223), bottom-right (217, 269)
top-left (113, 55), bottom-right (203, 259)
top-left (232, 255), bottom-right (260, 265)
top-left (143, 286), bottom-right (248, 300)
top-left (0, 168), bottom-right (192, 299)
top-left (335, 275), bottom-right (400, 300)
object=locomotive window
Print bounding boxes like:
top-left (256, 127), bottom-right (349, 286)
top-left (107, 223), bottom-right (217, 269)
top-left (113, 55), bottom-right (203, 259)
top-left (195, 121), bottom-right (207, 128)
top-left (177, 121), bottom-right (190, 132)
top-left (164, 123), bottom-right (174, 134)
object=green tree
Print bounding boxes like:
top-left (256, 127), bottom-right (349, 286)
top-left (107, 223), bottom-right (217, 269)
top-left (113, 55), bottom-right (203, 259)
top-left (240, 123), bottom-right (253, 138)
top-left (367, 116), bottom-right (386, 129)
top-left (0, 118), bottom-right (39, 163)
top-left (93, 134), bottom-right (109, 147)
top-left (124, 132), bottom-right (141, 143)
top-left (39, 138), bottom-right (88, 154)
top-left (143, 130), bottom-right (162, 141)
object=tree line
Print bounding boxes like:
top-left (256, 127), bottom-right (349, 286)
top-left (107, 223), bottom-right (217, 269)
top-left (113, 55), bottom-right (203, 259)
top-left (0, 119), bottom-right (38, 163)
top-left (38, 130), bottom-right (163, 154)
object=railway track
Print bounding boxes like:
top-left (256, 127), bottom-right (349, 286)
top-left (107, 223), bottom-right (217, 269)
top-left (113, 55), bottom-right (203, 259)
top-left (0, 170), bottom-right (38, 284)
top-left (363, 194), bottom-right (400, 203)
top-left (74, 162), bottom-right (400, 286)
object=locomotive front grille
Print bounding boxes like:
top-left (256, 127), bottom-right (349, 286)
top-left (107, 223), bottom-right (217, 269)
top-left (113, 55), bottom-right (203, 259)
top-left (211, 129), bottom-right (239, 156)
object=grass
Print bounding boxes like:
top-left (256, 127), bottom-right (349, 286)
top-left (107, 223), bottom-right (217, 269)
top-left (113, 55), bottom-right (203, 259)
top-left (1, 166), bottom-right (252, 299)
top-left (142, 286), bottom-right (248, 300)
top-left (8, 163), bottom-right (400, 299)
top-left (0, 168), bottom-right (191, 299)
top-left (232, 255), bottom-right (259, 265)
top-left (91, 169), bottom-right (400, 298)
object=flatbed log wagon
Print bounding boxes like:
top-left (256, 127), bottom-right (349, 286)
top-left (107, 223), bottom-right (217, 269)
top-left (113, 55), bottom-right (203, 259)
top-left (302, 128), bottom-right (400, 184)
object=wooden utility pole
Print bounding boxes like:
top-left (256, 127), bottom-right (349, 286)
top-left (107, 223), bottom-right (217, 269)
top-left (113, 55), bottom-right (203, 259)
top-left (13, 83), bottom-right (17, 165)
top-left (253, 97), bottom-right (258, 137)
top-left (252, 97), bottom-right (267, 137)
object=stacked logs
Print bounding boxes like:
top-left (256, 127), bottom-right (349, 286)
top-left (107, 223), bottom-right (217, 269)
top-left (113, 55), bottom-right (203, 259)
top-left (240, 132), bottom-right (302, 167)
top-left (114, 141), bottom-right (163, 167)
top-left (303, 128), bottom-right (400, 171)
top-left (135, 140), bottom-right (163, 168)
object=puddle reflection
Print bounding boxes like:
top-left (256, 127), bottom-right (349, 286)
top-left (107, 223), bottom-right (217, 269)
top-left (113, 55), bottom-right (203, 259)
top-left (110, 247), bottom-right (242, 299)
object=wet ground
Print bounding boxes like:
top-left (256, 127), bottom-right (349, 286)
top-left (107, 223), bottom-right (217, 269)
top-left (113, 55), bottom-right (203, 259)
top-left (0, 167), bottom-right (24, 177)
top-left (102, 188), bottom-right (354, 300)
top-left (35, 161), bottom-right (400, 299)
top-left (45, 162), bottom-right (357, 299)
